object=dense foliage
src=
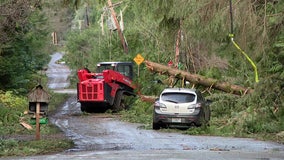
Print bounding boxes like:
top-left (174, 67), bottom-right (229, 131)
top-left (0, 0), bottom-right (51, 92)
top-left (0, 91), bottom-right (27, 131)
top-left (64, 0), bottom-right (284, 139)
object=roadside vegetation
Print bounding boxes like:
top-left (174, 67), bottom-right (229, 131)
top-left (0, 0), bottom-right (74, 157)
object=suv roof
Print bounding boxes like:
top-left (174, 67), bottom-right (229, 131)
top-left (162, 88), bottom-right (197, 93)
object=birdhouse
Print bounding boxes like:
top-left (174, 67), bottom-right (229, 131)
top-left (27, 85), bottom-right (51, 115)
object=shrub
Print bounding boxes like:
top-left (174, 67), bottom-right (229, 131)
top-left (121, 99), bottom-right (152, 126)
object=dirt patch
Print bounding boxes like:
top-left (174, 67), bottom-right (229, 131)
top-left (2, 133), bottom-right (67, 141)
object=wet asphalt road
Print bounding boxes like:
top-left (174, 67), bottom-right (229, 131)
top-left (46, 52), bottom-right (71, 90)
top-left (9, 52), bottom-right (284, 160)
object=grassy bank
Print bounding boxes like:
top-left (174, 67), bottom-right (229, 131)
top-left (0, 92), bottom-right (74, 157)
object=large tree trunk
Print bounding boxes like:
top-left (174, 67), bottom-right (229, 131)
top-left (144, 60), bottom-right (253, 96)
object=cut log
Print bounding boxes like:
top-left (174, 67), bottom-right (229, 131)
top-left (20, 121), bottom-right (33, 130)
top-left (144, 60), bottom-right (253, 95)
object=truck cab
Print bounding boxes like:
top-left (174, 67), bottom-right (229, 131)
top-left (96, 62), bottom-right (134, 80)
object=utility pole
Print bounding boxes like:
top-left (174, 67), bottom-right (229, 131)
top-left (107, 0), bottom-right (128, 54)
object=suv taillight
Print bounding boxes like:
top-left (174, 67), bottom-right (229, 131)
top-left (188, 103), bottom-right (201, 109)
top-left (154, 101), bottom-right (166, 109)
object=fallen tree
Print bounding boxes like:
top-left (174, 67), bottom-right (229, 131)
top-left (144, 60), bottom-right (254, 96)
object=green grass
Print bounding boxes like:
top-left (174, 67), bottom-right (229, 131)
top-left (0, 138), bottom-right (73, 157)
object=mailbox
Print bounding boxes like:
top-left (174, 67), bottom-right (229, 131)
top-left (27, 84), bottom-right (51, 115)
top-left (29, 102), bottom-right (48, 115)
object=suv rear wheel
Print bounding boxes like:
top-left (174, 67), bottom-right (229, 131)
top-left (152, 122), bottom-right (160, 130)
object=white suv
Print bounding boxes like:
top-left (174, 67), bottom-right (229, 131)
top-left (152, 88), bottom-right (211, 130)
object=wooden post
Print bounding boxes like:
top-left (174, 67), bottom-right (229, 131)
top-left (107, 0), bottom-right (128, 54)
top-left (137, 65), bottom-right (140, 77)
top-left (36, 102), bottom-right (40, 140)
top-left (28, 84), bottom-right (50, 140)
top-left (52, 32), bottom-right (58, 45)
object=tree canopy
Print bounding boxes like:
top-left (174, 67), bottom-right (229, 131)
top-left (0, 0), bottom-right (51, 93)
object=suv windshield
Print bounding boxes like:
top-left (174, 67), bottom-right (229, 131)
top-left (161, 92), bottom-right (196, 103)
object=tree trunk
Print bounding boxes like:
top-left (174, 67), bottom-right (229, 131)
top-left (144, 60), bottom-right (253, 95)
top-left (107, 0), bottom-right (128, 54)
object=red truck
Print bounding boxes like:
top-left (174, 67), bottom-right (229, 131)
top-left (77, 62), bottom-right (136, 112)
